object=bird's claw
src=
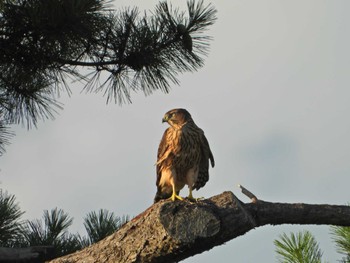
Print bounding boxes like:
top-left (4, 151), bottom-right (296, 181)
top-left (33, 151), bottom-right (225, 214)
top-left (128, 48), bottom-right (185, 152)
top-left (186, 196), bottom-right (204, 202)
top-left (168, 193), bottom-right (184, 201)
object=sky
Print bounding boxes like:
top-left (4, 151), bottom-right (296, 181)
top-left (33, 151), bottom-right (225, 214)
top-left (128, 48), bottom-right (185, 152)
top-left (1, 0), bottom-right (350, 262)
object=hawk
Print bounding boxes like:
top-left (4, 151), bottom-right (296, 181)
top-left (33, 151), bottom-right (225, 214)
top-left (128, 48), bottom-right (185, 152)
top-left (154, 108), bottom-right (215, 203)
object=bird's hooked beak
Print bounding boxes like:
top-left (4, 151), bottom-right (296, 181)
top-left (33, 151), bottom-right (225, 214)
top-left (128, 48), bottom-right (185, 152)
top-left (162, 114), bottom-right (168, 123)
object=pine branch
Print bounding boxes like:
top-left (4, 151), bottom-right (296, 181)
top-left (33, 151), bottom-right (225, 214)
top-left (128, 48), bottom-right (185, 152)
top-left (1, 0), bottom-right (219, 150)
top-left (274, 231), bottom-right (324, 263)
top-left (0, 0), bottom-right (217, 152)
top-left (48, 191), bottom-right (350, 263)
top-left (0, 119), bottom-right (14, 155)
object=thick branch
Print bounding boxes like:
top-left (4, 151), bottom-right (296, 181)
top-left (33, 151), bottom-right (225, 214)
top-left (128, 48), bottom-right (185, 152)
top-left (0, 246), bottom-right (54, 262)
top-left (49, 191), bottom-right (350, 263)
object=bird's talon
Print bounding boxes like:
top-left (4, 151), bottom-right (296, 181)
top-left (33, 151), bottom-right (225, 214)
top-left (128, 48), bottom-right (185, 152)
top-left (168, 193), bottom-right (184, 201)
top-left (186, 195), bottom-right (203, 202)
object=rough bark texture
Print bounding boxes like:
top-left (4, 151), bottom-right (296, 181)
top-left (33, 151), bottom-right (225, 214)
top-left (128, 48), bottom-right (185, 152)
top-left (49, 191), bottom-right (350, 263)
top-left (0, 246), bottom-right (53, 262)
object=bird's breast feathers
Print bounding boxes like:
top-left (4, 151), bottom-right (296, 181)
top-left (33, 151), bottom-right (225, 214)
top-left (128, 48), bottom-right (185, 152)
top-left (157, 125), bottom-right (201, 168)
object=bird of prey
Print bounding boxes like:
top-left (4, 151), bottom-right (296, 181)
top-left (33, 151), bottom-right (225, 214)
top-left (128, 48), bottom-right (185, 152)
top-left (154, 108), bottom-right (215, 203)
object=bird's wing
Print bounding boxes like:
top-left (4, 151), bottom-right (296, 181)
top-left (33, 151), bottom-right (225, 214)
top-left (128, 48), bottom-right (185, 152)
top-left (193, 131), bottom-right (214, 190)
top-left (203, 134), bottom-right (215, 168)
top-left (156, 127), bottom-right (170, 186)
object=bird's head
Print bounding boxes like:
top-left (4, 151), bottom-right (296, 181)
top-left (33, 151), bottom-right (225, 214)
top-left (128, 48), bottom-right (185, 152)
top-left (162, 108), bottom-right (192, 128)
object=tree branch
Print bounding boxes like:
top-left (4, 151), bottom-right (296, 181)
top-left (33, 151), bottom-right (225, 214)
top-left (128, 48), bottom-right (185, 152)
top-left (238, 184), bottom-right (258, 203)
top-left (0, 246), bottom-right (54, 262)
top-left (48, 191), bottom-right (350, 263)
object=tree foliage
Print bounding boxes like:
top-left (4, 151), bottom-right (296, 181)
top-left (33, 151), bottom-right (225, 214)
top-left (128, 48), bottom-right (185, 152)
top-left (0, 0), bottom-right (217, 153)
top-left (331, 225), bottom-right (350, 262)
top-left (83, 209), bottom-right (129, 244)
top-left (20, 208), bottom-right (84, 259)
top-left (0, 189), bottom-right (24, 246)
top-left (0, 188), bottom-right (132, 260)
top-left (274, 231), bottom-right (324, 263)
top-left (18, 207), bottom-right (129, 259)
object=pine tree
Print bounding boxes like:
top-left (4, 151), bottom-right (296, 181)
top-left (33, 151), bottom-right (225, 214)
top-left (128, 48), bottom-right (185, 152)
top-left (0, 0), bottom-right (217, 153)
top-left (83, 209), bottom-right (129, 244)
top-left (274, 231), bottom-right (324, 263)
top-left (20, 208), bottom-right (85, 259)
top-left (331, 225), bottom-right (350, 262)
top-left (0, 189), bottom-right (24, 246)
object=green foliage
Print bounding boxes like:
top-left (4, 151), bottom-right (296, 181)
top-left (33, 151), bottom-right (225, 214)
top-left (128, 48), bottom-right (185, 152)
top-left (274, 231), bottom-right (324, 263)
top-left (331, 225), bottom-right (350, 262)
top-left (0, 0), bottom-right (108, 128)
top-left (0, 188), bottom-right (132, 260)
top-left (0, 189), bottom-right (24, 246)
top-left (20, 208), bottom-right (84, 258)
top-left (0, 0), bottom-right (217, 154)
top-left (330, 203), bottom-right (350, 263)
top-left (21, 208), bottom-right (72, 245)
top-left (83, 209), bottom-right (129, 244)
top-left (0, 119), bottom-right (14, 155)
top-left (82, 0), bottom-right (217, 104)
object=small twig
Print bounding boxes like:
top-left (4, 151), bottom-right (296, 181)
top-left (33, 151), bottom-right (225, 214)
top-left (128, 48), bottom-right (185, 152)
top-left (238, 184), bottom-right (258, 203)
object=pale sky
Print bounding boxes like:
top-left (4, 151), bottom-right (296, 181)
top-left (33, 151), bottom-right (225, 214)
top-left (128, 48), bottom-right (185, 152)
top-left (1, 1), bottom-right (350, 262)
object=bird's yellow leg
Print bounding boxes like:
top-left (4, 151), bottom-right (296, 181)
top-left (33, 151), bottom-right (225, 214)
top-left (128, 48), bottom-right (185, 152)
top-left (187, 187), bottom-right (204, 202)
top-left (168, 184), bottom-right (183, 201)
top-left (187, 187), bottom-right (197, 202)
top-left (188, 187), bottom-right (194, 200)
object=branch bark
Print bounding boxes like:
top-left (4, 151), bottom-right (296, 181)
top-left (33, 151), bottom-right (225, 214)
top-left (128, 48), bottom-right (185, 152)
top-left (49, 191), bottom-right (350, 263)
top-left (0, 246), bottom-right (53, 262)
